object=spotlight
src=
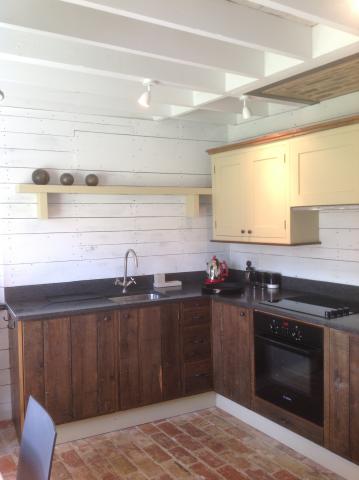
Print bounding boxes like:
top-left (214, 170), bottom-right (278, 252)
top-left (138, 80), bottom-right (158, 108)
top-left (240, 95), bottom-right (252, 120)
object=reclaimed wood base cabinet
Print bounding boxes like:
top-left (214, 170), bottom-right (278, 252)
top-left (327, 329), bottom-right (359, 463)
top-left (212, 301), bottom-right (251, 408)
top-left (9, 298), bottom-right (212, 435)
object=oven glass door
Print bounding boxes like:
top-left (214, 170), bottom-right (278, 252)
top-left (255, 334), bottom-right (323, 425)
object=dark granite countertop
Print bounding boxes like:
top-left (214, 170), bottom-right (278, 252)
top-left (5, 284), bottom-right (205, 321)
top-left (5, 281), bottom-right (359, 335)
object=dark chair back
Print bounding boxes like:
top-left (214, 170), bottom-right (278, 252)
top-left (17, 396), bottom-right (57, 480)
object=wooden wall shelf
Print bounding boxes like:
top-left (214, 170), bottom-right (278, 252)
top-left (16, 184), bottom-right (212, 219)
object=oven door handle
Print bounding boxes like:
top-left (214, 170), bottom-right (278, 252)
top-left (255, 333), bottom-right (322, 356)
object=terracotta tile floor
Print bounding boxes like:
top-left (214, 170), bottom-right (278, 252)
top-left (0, 408), bottom-right (343, 480)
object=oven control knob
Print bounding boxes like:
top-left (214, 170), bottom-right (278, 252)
top-left (291, 325), bottom-right (303, 341)
top-left (269, 319), bottom-right (279, 334)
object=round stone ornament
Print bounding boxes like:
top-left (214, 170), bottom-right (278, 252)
top-left (32, 169), bottom-right (50, 185)
top-left (85, 174), bottom-right (99, 186)
top-left (60, 173), bottom-right (74, 185)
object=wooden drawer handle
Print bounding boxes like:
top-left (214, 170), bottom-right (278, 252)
top-left (194, 373), bottom-right (210, 378)
top-left (192, 339), bottom-right (206, 344)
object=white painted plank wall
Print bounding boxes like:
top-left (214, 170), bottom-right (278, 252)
top-left (228, 93), bottom-right (359, 285)
top-left (0, 106), bottom-right (228, 419)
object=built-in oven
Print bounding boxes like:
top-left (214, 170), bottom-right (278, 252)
top-left (254, 310), bottom-right (324, 426)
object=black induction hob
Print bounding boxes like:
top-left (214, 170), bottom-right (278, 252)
top-left (260, 294), bottom-right (356, 319)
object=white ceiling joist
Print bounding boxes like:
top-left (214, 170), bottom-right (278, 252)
top-left (0, 60), bottom-right (211, 110)
top-left (59, 0), bottom-right (313, 59)
top-left (0, 26), bottom-right (229, 95)
top-left (1, 83), bottom-right (173, 119)
top-left (0, 0), bottom-right (265, 78)
top-left (248, 0), bottom-right (359, 35)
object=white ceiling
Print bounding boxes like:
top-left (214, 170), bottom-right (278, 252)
top-left (0, 0), bottom-right (358, 125)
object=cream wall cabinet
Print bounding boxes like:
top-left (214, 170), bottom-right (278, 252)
top-left (290, 124), bottom-right (359, 207)
top-left (249, 142), bottom-right (288, 240)
top-left (211, 141), bottom-right (319, 245)
top-left (212, 149), bottom-right (250, 240)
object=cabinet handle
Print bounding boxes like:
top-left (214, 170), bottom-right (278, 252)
top-left (192, 314), bottom-right (202, 320)
top-left (159, 366), bottom-right (163, 394)
top-left (192, 339), bottom-right (205, 344)
top-left (241, 229), bottom-right (245, 234)
top-left (194, 373), bottom-right (210, 378)
top-left (248, 230), bottom-right (252, 234)
top-left (240, 312), bottom-right (246, 317)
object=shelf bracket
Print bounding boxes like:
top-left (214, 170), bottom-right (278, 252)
top-left (37, 192), bottom-right (49, 219)
top-left (186, 194), bottom-right (200, 217)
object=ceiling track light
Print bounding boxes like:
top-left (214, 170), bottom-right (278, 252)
top-left (137, 80), bottom-right (159, 108)
top-left (240, 95), bottom-right (252, 120)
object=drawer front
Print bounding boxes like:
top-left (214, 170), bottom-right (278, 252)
top-left (182, 308), bottom-right (210, 327)
top-left (184, 360), bottom-right (212, 395)
top-left (183, 325), bottom-right (211, 362)
top-left (182, 298), bottom-right (210, 312)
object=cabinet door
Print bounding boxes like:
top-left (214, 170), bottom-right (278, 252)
top-left (249, 142), bottom-right (289, 239)
top-left (350, 335), bottom-right (359, 463)
top-left (22, 320), bottom-right (46, 410)
top-left (71, 312), bottom-right (117, 420)
top-left (290, 125), bottom-right (359, 207)
top-left (139, 307), bottom-right (163, 406)
top-left (43, 318), bottom-right (73, 424)
top-left (118, 307), bottom-right (162, 409)
top-left (212, 302), bottom-right (251, 407)
top-left (161, 303), bottom-right (182, 401)
top-left (328, 330), bottom-right (349, 458)
top-left (212, 151), bottom-right (249, 240)
top-left (328, 330), bottom-right (359, 463)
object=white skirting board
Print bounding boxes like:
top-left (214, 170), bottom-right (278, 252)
top-left (56, 392), bottom-right (359, 480)
top-left (216, 394), bottom-right (359, 480)
top-left (56, 392), bottom-right (216, 444)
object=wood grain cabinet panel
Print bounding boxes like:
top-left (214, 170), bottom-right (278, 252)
top-left (71, 312), bottom-right (117, 419)
top-left (161, 303), bottom-right (182, 401)
top-left (118, 306), bottom-right (164, 409)
top-left (14, 298), bottom-right (209, 431)
top-left (212, 302), bottom-right (251, 408)
top-left (43, 318), bottom-right (73, 424)
top-left (328, 329), bottom-right (359, 464)
top-left (181, 298), bottom-right (212, 396)
top-left (23, 318), bottom-right (72, 425)
top-left (22, 320), bottom-right (45, 409)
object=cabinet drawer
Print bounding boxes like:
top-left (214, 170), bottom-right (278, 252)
top-left (183, 325), bottom-right (211, 362)
top-left (182, 308), bottom-right (210, 327)
top-left (184, 360), bottom-right (212, 395)
top-left (182, 298), bottom-right (210, 312)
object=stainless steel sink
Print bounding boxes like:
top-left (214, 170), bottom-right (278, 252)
top-left (108, 292), bottom-right (165, 305)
